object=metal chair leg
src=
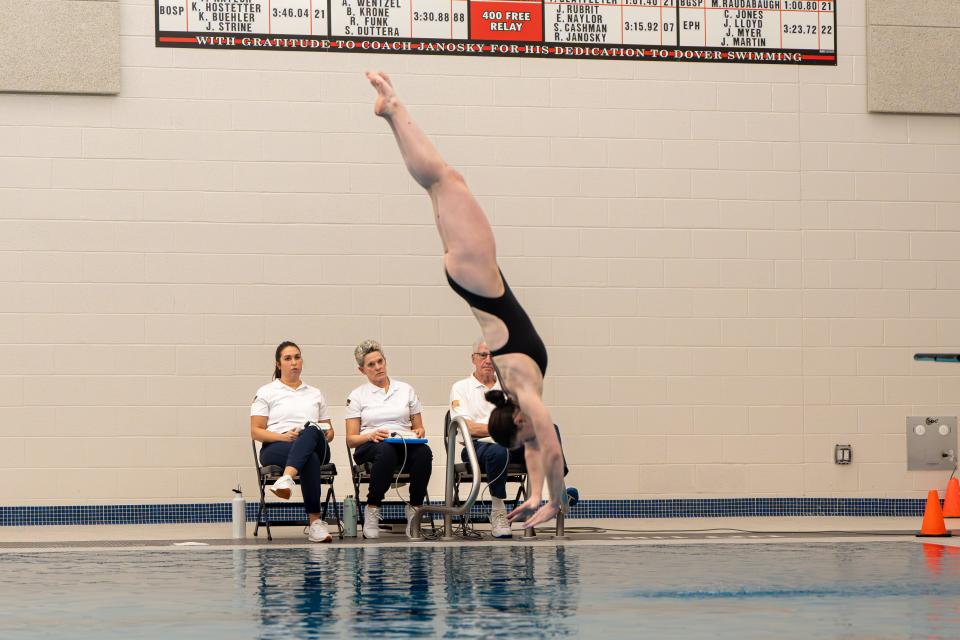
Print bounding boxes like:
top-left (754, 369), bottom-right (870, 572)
top-left (256, 487), bottom-right (270, 539)
top-left (522, 476), bottom-right (536, 539)
top-left (264, 496), bottom-right (273, 541)
top-left (320, 484), bottom-right (330, 522)
top-left (327, 484), bottom-right (344, 539)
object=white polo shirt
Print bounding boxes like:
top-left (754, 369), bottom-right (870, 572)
top-left (345, 379), bottom-right (422, 437)
top-left (250, 379), bottom-right (330, 435)
top-left (449, 374), bottom-right (501, 443)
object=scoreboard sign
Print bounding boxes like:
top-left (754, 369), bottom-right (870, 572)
top-left (156, 0), bottom-right (837, 65)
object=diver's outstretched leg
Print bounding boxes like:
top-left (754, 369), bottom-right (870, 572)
top-left (367, 71), bottom-right (501, 297)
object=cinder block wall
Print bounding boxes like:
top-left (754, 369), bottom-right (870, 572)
top-left (1, 0), bottom-right (959, 506)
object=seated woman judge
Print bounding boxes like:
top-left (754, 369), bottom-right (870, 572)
top-left (345, 339), bottom-right (432, 539)
top-left (251, 340), bottom-right (336, 543)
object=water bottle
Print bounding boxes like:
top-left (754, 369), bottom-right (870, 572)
top-left (231, 486), bottom-right (246, 539)
top-left (343, 495), bottom-right (358, 537)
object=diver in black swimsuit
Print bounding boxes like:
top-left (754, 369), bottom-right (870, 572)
top-left (445, 270), bottom-right (548, 376)
top-left (369, 71), bottom-right (567, 528)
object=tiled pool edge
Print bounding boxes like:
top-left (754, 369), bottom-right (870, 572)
top-left (0, 498), bottom-right (927, 526)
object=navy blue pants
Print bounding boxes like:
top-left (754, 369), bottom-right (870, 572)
top-left (461, 425), bottom-right (569, 500)
top-left (260, 424), bottom-right (330, 515)
top-left (354, 441), bottom-right (432, 507)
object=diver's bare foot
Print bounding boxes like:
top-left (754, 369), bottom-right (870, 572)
top-left (366, 71), bottom-right (398, 118)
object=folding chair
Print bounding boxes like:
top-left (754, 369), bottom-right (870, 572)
top-left (252, 441), bottom-right (343, 541)
top-left (346, 440), bottom-right (435, 532)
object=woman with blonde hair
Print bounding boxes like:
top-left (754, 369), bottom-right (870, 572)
top-left (345, 339), bottom-right (432, 539)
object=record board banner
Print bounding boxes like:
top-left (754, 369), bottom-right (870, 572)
top-left (156, 0), bottom-right (837, 65)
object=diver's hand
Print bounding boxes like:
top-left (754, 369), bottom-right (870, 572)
top-left (508, 497), bottom-right (560, 528)
top-left (521, 502), bottom-right (561, 529)
top-left (507, 496), bottom-right (540, 523)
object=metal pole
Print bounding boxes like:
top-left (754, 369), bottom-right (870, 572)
top-left (410, 416), bottom-right (481, 541)
top-left (522, 474), bottom-right (536, 539)
top-left (442, 415), bottom-right (457, 540)
top-left (554, 510), bottom-right (567, 539)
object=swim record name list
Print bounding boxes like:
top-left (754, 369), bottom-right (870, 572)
top-left (156, 0), bottom-right (837, 64)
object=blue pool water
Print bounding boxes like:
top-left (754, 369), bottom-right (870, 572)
top-left (2, 542), bottom-right (960, 638)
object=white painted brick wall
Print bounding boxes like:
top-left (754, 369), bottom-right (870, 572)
top-left (0, 0), bottom-right (958, 505)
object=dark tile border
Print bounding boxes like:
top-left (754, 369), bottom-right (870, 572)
top-left (0, 498), bottom-right (926, 527)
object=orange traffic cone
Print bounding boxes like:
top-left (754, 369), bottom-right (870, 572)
top-left (917, 489), bottom-right (952, 537)
top-left (943, 478), bottom-right (960, 517)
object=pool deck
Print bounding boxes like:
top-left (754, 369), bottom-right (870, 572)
top-left (3, 517), bottom-right (960, 552)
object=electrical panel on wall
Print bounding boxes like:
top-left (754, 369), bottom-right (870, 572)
top-left (906, 416), bottom-right (958, 471)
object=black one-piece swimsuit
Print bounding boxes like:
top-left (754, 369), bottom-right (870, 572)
top-left (445, 269), bottom-right (548, 376)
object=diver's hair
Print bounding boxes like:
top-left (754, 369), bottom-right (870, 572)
top-left (485, 389), bottom-right (520, 449)
top-left (472, 337), bottom-right (486, 354)
top-left (354, 339), bottom-right (384, 367)
top-left (274, 341), bottom-right (300, 379)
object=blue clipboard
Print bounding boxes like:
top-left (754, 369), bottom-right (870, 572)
top-left (383, 437), bottom-right (428, 444)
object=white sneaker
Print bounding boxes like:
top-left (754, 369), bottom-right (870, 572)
top-left (270, 475), bottom-right (295, 500)
top-left (308, 520), bottom-right (332, 543)
top-left (363, 504), bottom-right (381, 539)
top-left (490, 508), bottom-right (512, 538)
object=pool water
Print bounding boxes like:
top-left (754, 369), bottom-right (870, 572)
top-left (2, 542), bottom-right (959, 638)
